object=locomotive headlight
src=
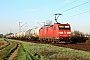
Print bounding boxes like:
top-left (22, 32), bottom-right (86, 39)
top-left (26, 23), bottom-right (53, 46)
top-left (60, 35), bottom-right (62, 36)
top-left (69, 35), bottom-right (70, 36)
top-left (67, 32), bottom-right (71, 34)
top-left (59, 32), bottom-right (63, 34)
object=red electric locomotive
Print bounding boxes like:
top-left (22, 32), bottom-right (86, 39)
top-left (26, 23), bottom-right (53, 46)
top-left (39, 13), bottom-right (72, 43)
top-left (39, 23), bottom-right (72, 43)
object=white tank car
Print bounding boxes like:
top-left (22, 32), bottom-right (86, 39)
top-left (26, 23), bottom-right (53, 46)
top-left (19, 31), bottom-right (26, 39)
top-left (10, 34), bottom-right (14, 38)
top-left (25, 29), bottom-right (32, 39)
top-left (25, 27), bottom-right (41, 40)
top-left (30, 27), bottom-right (41, 38)
top-left (16, 32), bottom-right (20, 38)
top-left (6, 35), bottom-right (11, 38)
top-left (14, 33), bottom-right (17, 39)
top-left (13, 34), bottom-right (16, 38)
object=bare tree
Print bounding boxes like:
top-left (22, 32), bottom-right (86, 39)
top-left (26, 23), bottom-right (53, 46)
top-left (45, 20), bottom-right (52, 26)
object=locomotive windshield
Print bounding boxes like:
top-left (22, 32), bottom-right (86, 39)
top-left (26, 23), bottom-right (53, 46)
top-left (59, 26), bottom-right (70, 30)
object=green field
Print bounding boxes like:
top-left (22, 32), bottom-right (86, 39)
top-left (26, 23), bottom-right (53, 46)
top-left (9, 39), bottom-right (90, 60)
top-left (0, 38), bottom-right (9, 50)
top-left (0, 38), bottom-right (90, 60)
top-left (0, 38), bottom-right (18, 60)
top-left (0, 38), bottom-right (6, 42)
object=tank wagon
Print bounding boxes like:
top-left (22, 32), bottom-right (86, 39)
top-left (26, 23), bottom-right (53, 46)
top-left (25, 27), bottom-right (41, 40)
top-left (15, 32), bottom-right (20, 39)
top-left (39, 23), bottom-right (72, 43)
top-left (6, 35), bottom-right (11, 39)
top-left (6, 34), bottom-right (14, 39)
top-left (25, 29), bottom-right (31, 40)
top-left (19, 31), bottom-right (26, 40)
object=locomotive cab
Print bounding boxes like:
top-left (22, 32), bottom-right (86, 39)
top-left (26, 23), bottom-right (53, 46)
top-left (58, 24), bottom-right (71, 41)
top-left (52, 23), bottom-right (72, 42)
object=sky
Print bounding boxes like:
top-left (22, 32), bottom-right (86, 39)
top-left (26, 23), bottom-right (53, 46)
top-left (0, 0), bottom-right (90, 35)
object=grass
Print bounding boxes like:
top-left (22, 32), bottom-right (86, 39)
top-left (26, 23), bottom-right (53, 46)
top-left (13, 42), bottom-right (41, 60)
top-left (0, 41), bottom-right (10, 50)
top-left (22, 42), bottom-right (90, 60)
top-left (0, 38), bottom-right (18, 60)
top-left (0, 38), bottom-right (6, 42)
top-left (13, 43), bottom-right (29, 60)
top-left (0, 38), bottom-right (10, 50)
top-left (8, 39), bottom-right (90, 60)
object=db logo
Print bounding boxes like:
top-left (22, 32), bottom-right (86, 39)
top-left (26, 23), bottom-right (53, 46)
top-left (64, 31), bottom-right (66, 34)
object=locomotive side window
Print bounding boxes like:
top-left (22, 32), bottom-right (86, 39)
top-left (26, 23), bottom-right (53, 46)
top-left (59, 26), bottom-right (70, 30)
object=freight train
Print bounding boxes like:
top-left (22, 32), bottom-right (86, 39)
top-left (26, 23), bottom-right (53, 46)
top-left (6, 22), bottom-right (88, 43)
top-left (6, 23), bottom-right (72, 43)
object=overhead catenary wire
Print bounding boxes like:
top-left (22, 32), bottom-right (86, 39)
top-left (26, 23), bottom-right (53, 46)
top-left (41, 0), bottom-right (90, 20)
top-left (61, 0), bottom-right (90, 13)
top-left (63, 5), bottom-right (90, 16)
top-left (61, 10), bottom-right (90, 20)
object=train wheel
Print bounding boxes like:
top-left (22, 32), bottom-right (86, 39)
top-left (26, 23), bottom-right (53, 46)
top-left (39, 38), bottom-right (43, 42)
top-left (56, 40), bottom-right (59, 44)
top-left (51, 39), bottom-right (54, 43)
top-left (53, 39), bottom-right (56, 43)
top-left (43, 38), bottom-right (46, 43)
top-left (48, 38), bottom-right (51, 43)
top-left (51, 39), bottom-right (53, 43)
top-left (54, 41), bottom-right (56, 43)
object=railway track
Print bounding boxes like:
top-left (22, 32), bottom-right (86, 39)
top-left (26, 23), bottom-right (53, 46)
top-left (23, 39), bottom-right (90, 52)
